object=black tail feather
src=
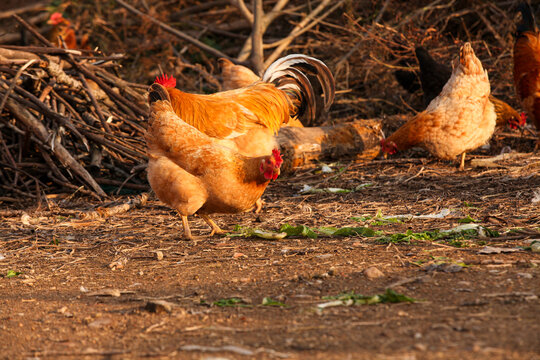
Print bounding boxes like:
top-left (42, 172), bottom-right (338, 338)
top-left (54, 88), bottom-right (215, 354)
top-left (262, 54), bottom-right (335, 123)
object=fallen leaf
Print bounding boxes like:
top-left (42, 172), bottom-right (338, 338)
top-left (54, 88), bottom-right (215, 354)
top-left (478, 246), bottom-right (522, 254)
top-left (86, 289), bottom-right (122, 297)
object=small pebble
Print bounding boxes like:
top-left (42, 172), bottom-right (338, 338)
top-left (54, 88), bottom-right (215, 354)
top-left (363, 266), bottom-right (384, 279)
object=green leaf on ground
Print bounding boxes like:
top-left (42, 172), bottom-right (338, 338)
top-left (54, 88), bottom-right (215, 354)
top-left (320, 289), bottom-right (417, 308)
top-left (457, 215), bottom-right (480, 224)
top-left (279, 224), bottom-right (318, 239)
top-left (213, 298), bottom-right (250, 307)
top-left (378, 224), bottom-right (499, 245)
top-left (230, 225), bottom-right (287, 240)
top-left (319, 226), bottom-right (378, 237)
top-left (6, 270), bottom-right (21, 278)
top-left (280, 224), bottom-right (379, 238)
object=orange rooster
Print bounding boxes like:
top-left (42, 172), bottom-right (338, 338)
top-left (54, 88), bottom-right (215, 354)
top-left (218, 58), bottom-right (260, 90)
top-left (154, 54), bottom-right (335, 159)
top-left (146, 83), bottom-right (283, 239)
top-left (217, 57), bottom-right (305, 128)
top-left (514, 2), bottom-right (540, 148)
top-left (47, 12), bottom-right (88, 50)
top-left (381, 43), bottom-right (496, 170)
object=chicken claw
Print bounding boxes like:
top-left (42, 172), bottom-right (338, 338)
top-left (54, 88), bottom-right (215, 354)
top-left (200, 214), bottom-right (224, 236)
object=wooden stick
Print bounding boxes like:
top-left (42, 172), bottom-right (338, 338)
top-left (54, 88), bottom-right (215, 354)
top-left (115, 0), bottom-right (240, 64)
top-left (264, 0), bottom-right (342, 68)
top-left (12, 14), bottom-right (55, 47)
top-left (0, 2), bottom-right (47, 19)
top-left (0, 59), bottom-right (37, 115)
top-left (236, 0), bottom-right (296, 61)
top-left (78, 73), bottom-right (111, 132)
top-left (277, 119), bottom-right (382, 172)
top-left (70, 61), bottom-right (142, 117)
top-left (229, 0), bottom-right (254, 24)
top-left (80, 193), bottom-right (149, 219)
top-left (251, 0), bottom-right (264, 75)
top-left (5, 98), bottom-right (106, 197)
top-left (3, 82), bottom-right (88, 148)
top-left (0, 45), bottom-right (81, 56)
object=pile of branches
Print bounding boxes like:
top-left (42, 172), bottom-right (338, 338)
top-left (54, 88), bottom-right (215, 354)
top-left (0, 16), bottom-right (149, 202)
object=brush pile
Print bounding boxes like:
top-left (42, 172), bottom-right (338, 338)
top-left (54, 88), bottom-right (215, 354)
top-left (0, 16), bottom-right (149, 202)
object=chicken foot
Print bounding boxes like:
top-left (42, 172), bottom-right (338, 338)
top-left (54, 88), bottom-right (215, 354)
top-left (254, 198), bottom-right (264, 214)
top-left (200, 214), bottom-right (224, 236)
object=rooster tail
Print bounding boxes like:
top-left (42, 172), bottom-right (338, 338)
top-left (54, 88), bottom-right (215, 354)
top-left (148, 83), bottom-right (171, 105)
top-left (262, 54), bottom-right (335, 122)
top-left (517, 2), bottom-right (537, 36)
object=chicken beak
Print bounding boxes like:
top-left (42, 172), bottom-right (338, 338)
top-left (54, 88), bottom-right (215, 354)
top-left (272, 168), bottom-right (280, 180)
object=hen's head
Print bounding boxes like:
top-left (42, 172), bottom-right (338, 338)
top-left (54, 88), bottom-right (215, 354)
top-left (154, 74), bottom-right (176, 88)
top-left (380, 139), bottom-right (397, 155)
top-left (507, 112), bottom-right (527, 130)
top-left (458, 43), bottom-right (484, 76)
top-left (260, 149), bottom-right (283, 181)
top-left (48, 12), bottom-right (67, 26)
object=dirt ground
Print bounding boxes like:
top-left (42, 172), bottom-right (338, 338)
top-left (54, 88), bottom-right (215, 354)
top-left (1, 132), bottom-right (539, 360)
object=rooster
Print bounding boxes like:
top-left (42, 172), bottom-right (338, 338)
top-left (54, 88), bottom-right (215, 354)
top-left (514, 2), bottom-right (540, 148)
top-left (154, 54), bottom-right (335, 158)
top-left (217, 57), bottom-right (305, 128)
top-left (146, 83), bottom-right (283, 240)
top-left (47, 12), bottom-right (88, 50)
top-left (396, 46), bottom-right (525, 130)
top-left (381, 43), bottom-right (496, 170)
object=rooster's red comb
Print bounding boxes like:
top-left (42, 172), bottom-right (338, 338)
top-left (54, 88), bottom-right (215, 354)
top-left (154, 74), bottom-right (176, 88)
top-left (48, 12), bottom-right (64, 25)
top-left (272, 149), bottom-right (283, 167)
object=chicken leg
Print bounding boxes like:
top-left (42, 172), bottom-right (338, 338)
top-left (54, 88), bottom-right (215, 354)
top-left (200, 214), bottom-right (224, 236)
top-left (458, 152), bottom-right (466, 171)
top-left (181, 215), bottom-right (193, 240)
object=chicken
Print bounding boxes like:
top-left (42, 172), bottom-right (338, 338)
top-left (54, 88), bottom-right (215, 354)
top-left (381, 43), bottom-right (497, 170)
top-left (146, 83), bottom-right (283, 239)
top-left (394, 58), bottom-right (421, 94)
top-left (47, 12), bottom-right (88, 50)
top-left (218, 58), bottom-right (260, 90)
top-left (513, 2), bottom-right (540, 148)
top-left (397, 46), bottom-right (525, 130)
top-left (155, 54), bottom-right (335, 157)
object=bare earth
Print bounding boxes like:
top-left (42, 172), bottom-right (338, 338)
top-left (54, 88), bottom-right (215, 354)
top-left (1, 135), bottom-right (539, 360)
